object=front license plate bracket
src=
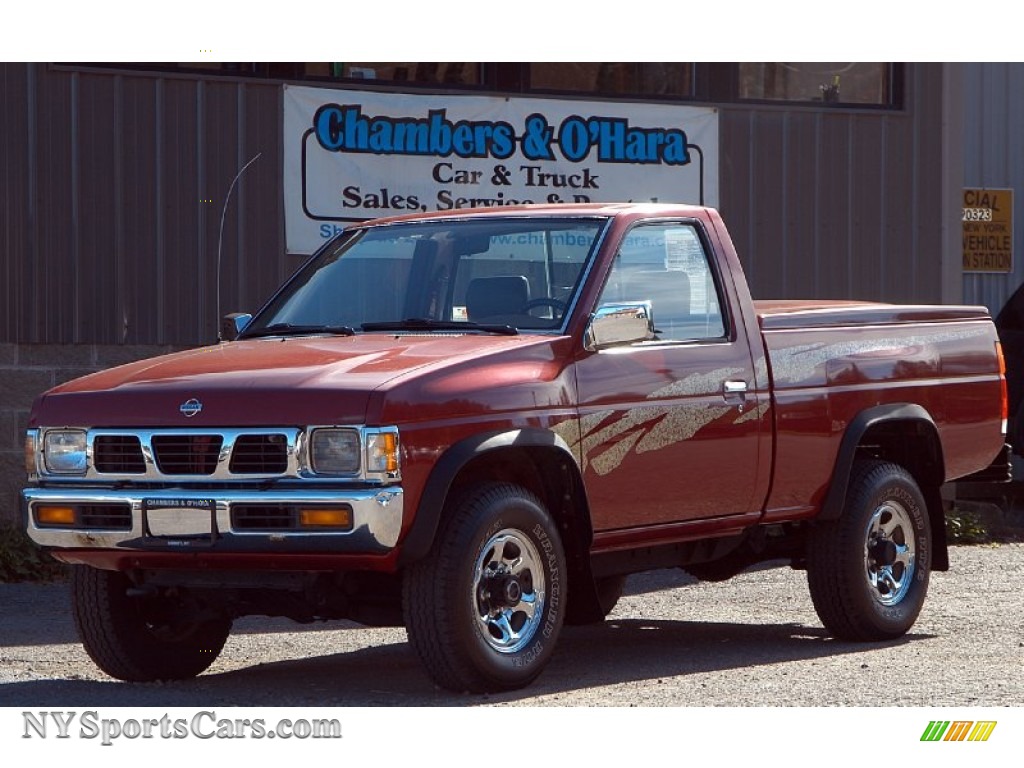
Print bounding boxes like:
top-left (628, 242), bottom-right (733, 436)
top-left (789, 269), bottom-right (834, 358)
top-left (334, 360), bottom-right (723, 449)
top-left (141, 498), bottom-right (217, 549)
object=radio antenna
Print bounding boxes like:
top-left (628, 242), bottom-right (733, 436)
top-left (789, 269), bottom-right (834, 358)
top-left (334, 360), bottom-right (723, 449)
top-left (216, 152), bottom-right (262, 341)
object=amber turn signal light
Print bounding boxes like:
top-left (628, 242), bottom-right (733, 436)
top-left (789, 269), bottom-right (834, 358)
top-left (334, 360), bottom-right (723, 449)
top-left (299, 508), bottom-right (352, 528)
top-left (35, 506), bottom-right (76, 526)
top-left (379, 432), bottom-right (398, 473)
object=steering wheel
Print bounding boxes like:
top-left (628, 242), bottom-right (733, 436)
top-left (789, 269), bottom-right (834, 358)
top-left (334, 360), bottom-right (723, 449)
top-left (524, 298), bottom-right (568, 320)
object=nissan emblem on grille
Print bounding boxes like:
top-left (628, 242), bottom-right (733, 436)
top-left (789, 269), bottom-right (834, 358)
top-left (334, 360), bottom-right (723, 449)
top-left (179, 398), bottom-right (203, 418)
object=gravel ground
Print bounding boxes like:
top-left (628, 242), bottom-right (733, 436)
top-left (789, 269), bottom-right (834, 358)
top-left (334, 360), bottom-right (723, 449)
top-left (1, 543), bottom-right (1022, 707)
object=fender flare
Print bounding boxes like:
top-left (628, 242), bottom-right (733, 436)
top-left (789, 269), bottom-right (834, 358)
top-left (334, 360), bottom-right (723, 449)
top-left (820, 403), bottom-right (944, 522)
top-left (397, 427), bottom-right (582, 565)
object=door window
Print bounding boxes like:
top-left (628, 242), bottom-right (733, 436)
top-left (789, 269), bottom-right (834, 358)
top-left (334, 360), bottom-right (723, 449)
top-left (597, 223), bottom-right (726, 342)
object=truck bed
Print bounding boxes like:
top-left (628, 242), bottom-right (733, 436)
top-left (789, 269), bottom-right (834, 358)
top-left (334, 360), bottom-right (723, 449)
top-left (755, 297), bottom-right (1003, 523)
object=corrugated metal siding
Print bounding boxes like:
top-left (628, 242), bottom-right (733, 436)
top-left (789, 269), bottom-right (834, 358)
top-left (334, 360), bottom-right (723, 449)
top-left (719, 64), bottom-right (945, 304)
top-left (1, 63), bottom-right (952, 344)
top-left (0, 63), bottom-right (286, 345)
top-left (962, 63), bottom-right (1024, 317)
top-left (0, 65), bottom-right (31, 341)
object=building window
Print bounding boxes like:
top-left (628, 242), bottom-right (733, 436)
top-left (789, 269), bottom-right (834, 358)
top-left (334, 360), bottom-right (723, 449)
top-left (323, 62), bottom-right (482, 86)
top-left (737, 63), bottom-right (893, 105)
top-left (76, 62), bottom-right (484, 88)
top-left (66, 62), bottom-right (900, 108)
top-left (529, 63), bottom-right (694, 99)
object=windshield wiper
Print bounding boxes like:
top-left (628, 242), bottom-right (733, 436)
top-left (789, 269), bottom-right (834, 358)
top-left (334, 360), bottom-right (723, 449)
top-left (239, 323), bottom-right (356, 339)
top-left (361, 318), bottom-right (518, 336)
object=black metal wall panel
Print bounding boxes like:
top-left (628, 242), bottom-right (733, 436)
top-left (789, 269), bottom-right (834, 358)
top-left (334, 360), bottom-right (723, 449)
top-left (77, 73), bottom-right (119, 344)
top-left (719, 63), bottom-right (945, 305)
top-left (815, 114), bottom-right (853, 297)
top-left (1, 63), bottom-right (949, 345)
top-left (120, 74), bottom-right (162, 345)
top-left (241, 84), bottom-right (292, 313)
top-left (0, 65), bottom-right (31, 340)
top-left (784, 113), bottom-right (820, 297)
top-left (36, 67), bottom-right (76, 342)
top-left (160, 78), bottom-right (202, 345)
top-left (849, 115), bottom-right (886, 300)
top-left (880, 114), bottom-right (915, 301)
top-left (910, 63), bottom-right (944, 301)
top-left (717, 110), bottom-right (754, 286)
top-left (749, 111), bottom-right (788, 299)
top-left (0, 64), bottom-right (285, 346)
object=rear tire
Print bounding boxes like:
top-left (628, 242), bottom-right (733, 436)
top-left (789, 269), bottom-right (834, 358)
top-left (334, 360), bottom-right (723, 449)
top-left (806, 460), bottom-right (931, 641)
top-left (72, 566), bottom-right (231, 681)
top-left (402, 483), bottom-right (566, 692)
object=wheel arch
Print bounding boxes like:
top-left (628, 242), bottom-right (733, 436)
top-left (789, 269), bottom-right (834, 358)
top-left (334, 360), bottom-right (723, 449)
top-left (399, 426), bottom-right (605, 627)
top-left (401, 428), bottom-right (591, 552)
top-left (821, 403), bottom-right (949, 570)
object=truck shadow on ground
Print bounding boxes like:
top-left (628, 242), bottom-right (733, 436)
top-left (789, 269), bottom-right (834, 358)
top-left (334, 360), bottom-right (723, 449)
top-left (0, 618), bottom-right (932, 707)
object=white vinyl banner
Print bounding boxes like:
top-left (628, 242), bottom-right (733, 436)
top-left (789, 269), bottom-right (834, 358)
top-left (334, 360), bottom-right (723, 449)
top-left (283, 85), bottom-right (719, 254)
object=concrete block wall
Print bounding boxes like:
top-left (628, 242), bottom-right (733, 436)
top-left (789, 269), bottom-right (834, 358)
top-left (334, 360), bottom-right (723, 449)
top-left (0, 343), bottom-right (185, 524)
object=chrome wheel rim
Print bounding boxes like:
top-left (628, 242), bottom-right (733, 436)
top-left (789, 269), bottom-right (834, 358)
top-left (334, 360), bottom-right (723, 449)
top-left (472, 528), bottom-right (546, 654)
top-left (863, 500), bottom-right (916, 606)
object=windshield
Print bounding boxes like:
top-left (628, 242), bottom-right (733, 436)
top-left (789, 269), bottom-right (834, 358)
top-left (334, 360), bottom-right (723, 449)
top-left (244, 217), bottom-right (607, 335)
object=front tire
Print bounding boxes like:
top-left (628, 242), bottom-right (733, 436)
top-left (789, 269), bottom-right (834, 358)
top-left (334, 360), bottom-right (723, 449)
top-left (806, 460), bottom-right (932, 641)
top-left (72, 566), bottom-right (231, 681)
top-left (402, 483), bottom-right (566, 693)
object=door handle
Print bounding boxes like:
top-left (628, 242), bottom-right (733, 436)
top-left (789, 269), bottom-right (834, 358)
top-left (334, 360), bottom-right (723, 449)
top-left (723, 380), bottom-right (748, 412)
top-left (723, 380), bottom-right (748, 396)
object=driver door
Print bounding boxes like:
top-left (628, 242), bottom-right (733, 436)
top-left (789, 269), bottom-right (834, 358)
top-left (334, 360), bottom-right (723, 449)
top-left (575, 221), bottom-right (766, 531)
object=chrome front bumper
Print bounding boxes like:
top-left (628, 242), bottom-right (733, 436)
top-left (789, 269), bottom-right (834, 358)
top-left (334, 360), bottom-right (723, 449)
top-left (23, 485), bottom-right (404, 554)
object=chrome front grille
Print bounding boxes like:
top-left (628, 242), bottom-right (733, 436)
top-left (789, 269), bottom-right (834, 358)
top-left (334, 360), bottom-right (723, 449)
top-left (152, 434), bottom-right (224, 475)
top-left (94, 435), bottom-right (146, 474)
top-left (229, 434), bottom-right (289, 474)
top-left (82, 428), bottom-right (302, 481)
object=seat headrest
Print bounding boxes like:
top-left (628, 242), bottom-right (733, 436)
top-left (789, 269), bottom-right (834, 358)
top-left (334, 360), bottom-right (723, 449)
top-left (466, 275), bottom-right (530, 320)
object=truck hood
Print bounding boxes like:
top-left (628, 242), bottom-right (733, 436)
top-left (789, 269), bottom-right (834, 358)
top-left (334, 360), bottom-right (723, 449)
top-left (31, 333), bottom-right (564, 428)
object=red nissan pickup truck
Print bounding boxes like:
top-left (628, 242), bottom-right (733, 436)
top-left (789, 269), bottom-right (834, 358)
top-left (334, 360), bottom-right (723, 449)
top-left (23, 203), bottom-right (1007, 692)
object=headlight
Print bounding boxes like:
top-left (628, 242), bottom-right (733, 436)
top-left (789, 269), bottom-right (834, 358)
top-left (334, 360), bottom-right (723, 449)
top-left (43, 430), bottom-right (88, 474)
top-left (310, 428), bottom-right (361, 474)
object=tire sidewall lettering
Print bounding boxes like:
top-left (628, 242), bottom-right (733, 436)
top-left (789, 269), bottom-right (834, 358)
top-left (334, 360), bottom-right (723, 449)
top-left (808, 460), bottom-right (933, 642)
top-left (861, 474), bottom-right (930, 626)
top-left (877, 480), bottom-right (931, 574)
top-left (462, 492), bottom-right (565, 681)
top-left (534, 523), bottom-right (562, 639)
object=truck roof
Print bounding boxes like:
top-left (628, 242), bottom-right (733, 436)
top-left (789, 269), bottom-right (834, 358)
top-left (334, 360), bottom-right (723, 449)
top-left (353, 201), bottom-right (716, 227)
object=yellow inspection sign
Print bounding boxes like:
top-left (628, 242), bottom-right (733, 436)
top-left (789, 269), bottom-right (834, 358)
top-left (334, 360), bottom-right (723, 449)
top-left (963, 187), bottom-right (1013, 273)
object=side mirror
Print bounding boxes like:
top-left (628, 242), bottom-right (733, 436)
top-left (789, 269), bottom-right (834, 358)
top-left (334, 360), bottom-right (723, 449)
top-left (221, 312), bottom-right (252, 341)
top-left (584, 302), bottom-right (655, 351)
